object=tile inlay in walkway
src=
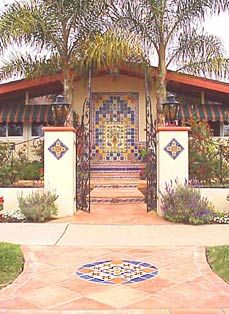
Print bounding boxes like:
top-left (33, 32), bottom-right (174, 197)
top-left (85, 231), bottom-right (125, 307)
top-left (76, 260), bottom-right (158, 284)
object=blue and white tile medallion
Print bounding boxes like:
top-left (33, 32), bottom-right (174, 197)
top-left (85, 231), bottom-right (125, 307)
top-left (48, 138), bottom-right (69, 160)
top-left (76, 260), bottom-right (158, 284)
top-left (164, 138), bottom-right (184, 160)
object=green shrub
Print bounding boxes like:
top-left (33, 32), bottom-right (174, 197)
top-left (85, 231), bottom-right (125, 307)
top-left (161, 182), bottom-right (214, 225)
top-left (18, 161), bottom-right (43, 180)
top-left (188, 120), bottom-right (229, 186)
top-left (18, 190), bottom-right (58, 222)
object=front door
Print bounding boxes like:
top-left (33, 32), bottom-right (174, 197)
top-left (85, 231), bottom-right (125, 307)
top-left (92, 92), bottom-right (139, 161)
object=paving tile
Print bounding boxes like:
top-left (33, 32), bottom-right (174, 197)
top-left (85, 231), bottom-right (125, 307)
top-left (23, 286), bottom-right (81, 308)
top-left (170, 310), bottom-right (224, 314)
top-left (87, 286), bottom-right (150, 308)
top-left (54, 297), bottom-right (114, 310)
top-left (60, 278), bottom-right (108, 295)
top-left (0, 297), bottom-right (39, 309)
top-left (16, 279), bottom-right (47, 294)
top-left (199, 294), bottom-right (229, 307)
top-left (35, 268), bottom-right (74, 284)
top-left (156, 277), bottom-right (218, 307)
top-left (134, 277), bottom-right (175, 294)
top-left (124, 295), bottom-right (185, 309)
top-left (0, 311), bottom-right (61, 314)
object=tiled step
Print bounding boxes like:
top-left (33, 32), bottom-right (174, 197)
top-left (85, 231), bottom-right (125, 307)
top-left (90, 187), bottom-right (145, 204)
top-left (91, 162), bottom-right (145, 180)
top-left (91, 173), bottom-right (141, 179)
top-left (91, 197), bottom-right (145, 204)
top-left (94, 183), bottom-right (138, 189)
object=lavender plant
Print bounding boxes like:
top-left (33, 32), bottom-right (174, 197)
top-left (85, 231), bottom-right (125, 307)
top-left (161, 182), bottom-right (214, 225)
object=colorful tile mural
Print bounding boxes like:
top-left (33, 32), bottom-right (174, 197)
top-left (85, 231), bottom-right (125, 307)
top-left (92, 93), bottom-right (140, 161)
top-left (76, 260), bottom-right (158, 284)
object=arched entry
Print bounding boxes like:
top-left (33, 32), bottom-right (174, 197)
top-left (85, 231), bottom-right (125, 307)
top-left (76, 80), bottom-right (157, 213)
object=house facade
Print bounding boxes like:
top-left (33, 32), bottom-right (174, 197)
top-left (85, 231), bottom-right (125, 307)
top-left (0, 67), bottom-right (228, 161)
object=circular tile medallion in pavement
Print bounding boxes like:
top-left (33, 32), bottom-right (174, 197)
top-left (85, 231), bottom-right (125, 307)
top-left (76, 260), bottom-right (158, 284)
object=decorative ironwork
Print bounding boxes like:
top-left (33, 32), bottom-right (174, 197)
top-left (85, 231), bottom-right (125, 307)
top-left (76, 98), bottom-right (91, 212)
top-left (145, 96), bottom-right (157, 212)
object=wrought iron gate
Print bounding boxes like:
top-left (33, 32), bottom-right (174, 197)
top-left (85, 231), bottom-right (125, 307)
top-left (145, 95), bottom-right (157, 212)
top-left (76, 97), bottom-right (91, 212)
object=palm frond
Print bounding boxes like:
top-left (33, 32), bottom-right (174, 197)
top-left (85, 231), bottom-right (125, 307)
top-left (170, 30), bottom-right (227, 77)
top-left (0, 53), bottom-right (62, 81)
top-left (176, 57), bottom-right (229, 79)
top-left (81, 29), bottom-right (149, 72)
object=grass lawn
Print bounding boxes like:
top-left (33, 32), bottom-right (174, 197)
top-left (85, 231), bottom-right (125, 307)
top-left (206, 245), bottom-right (229, 284)
top-left (0, 242), bottom-right (24, 289)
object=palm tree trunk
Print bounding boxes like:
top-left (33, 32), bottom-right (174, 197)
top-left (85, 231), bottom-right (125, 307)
top-left (63, 69), bottom-right (74, 126)
top-left (156, 44), bottom-right (167, 124)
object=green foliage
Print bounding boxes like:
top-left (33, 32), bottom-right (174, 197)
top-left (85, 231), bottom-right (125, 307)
top-left (0, 0), bottom-right (147, 107)
top-left (111, 0), bottom-right (229, 112)
top-left (189, 119), bottom-right (229, 186)
top-left (18, 161), bottom-right (43, 180)
top-left (0, 142), bottom-right (27, 185)
top-left (32, 139), bottom-right (44, 163)
top-left (0, 141), bottom-right (44, 185)
top-left (161, 182), bottom-right (214, 225)
top-left (18, 190), bottom-right (58, 223)
top-left (139, 148), bottom-right (147, 160)
top-left (0, 242), bottom-right (24, 288)
top-left (207, 246), bottom-right (229, 283)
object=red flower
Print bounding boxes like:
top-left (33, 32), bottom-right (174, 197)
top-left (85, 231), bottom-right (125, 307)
top-left (0, 197), bottom-right (4, 204)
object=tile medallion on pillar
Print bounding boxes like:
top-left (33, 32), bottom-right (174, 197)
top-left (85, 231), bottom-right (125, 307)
top-left (164, 138), bottom-right (184, 160)
top-left (48, 138), bottom-right (69, 160)
top-left (76, 260), bottom-right (158, 285)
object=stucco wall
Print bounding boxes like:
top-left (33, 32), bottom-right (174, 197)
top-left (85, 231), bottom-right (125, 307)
top-left (72, 74), bottom-right (156, 142)
top-left (0, 187), bottom-right (43, 211)
top-left (199, 188), bottom-right (229, 213)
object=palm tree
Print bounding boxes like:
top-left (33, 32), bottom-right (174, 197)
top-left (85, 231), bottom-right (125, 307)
top-left (110, 0), bottom-right (229, 119)
top-left (0, 0), bottom-right (147, 121)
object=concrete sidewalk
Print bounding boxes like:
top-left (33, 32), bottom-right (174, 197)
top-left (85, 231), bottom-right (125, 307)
top-left (0, 223), bottom-right (228, 246)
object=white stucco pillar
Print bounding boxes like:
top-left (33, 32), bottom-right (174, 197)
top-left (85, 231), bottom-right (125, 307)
top-left (157, 126), bottom-right (191, 216)
top-left (43, 127), bottom-right (76, 217)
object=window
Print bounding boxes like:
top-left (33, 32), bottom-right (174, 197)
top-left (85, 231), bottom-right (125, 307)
top-left (32, 122), bottom-right (46, 137)
top-left (0, 123), bottom-right (7, 137)
top-left (208, 121), bottom-right (220, 136)
top-left (223, 123), bottom-right (229, 137)
top-left (0, 122), bottom-right (23, 137)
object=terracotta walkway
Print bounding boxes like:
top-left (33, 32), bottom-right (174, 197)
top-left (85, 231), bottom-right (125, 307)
top-left (0, 246), bottom-right (228, 312)
top-left (52, 203), bottom-right (170, 225)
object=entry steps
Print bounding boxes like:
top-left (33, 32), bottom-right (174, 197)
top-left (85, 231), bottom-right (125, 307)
top-left (91, 161), bottom-right (145, 180)
top-left (90, 162), bottom-right (146, 204)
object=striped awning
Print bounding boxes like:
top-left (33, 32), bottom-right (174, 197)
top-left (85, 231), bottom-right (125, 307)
top-left (0, 104), bottom-right (53, 123)
top-left (178, 104), bottom-right (229, 122)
